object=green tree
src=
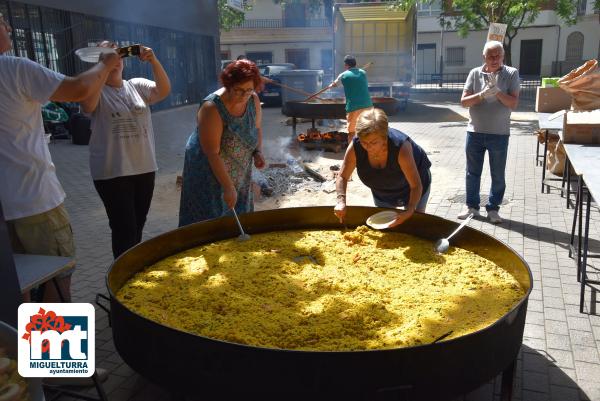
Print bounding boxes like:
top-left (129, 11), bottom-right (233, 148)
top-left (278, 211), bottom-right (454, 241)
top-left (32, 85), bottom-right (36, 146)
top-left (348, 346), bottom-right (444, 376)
top-left (218, 0), bottom-right (251, 31)
top-left (391, 0), bottom-right (600, 66)
top-left (218, 0), bottom-right (333, 30)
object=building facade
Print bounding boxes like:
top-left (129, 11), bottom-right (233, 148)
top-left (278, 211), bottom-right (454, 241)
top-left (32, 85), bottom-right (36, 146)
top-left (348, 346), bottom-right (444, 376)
top-left (222, 0), bottom-right (597, 87)
top-left (416, 0), bottom-right (599, 81)
top-left (0, 0), bottom-right (220, 109)
top-left (220, 0), bottom-right (334, 81)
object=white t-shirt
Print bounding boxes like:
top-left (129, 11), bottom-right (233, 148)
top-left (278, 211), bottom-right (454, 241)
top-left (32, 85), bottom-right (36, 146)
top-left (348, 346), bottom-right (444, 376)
top-left (88, 78), bottom-right (158, 180)
top-left (0, 56), bottom-right (66, 220)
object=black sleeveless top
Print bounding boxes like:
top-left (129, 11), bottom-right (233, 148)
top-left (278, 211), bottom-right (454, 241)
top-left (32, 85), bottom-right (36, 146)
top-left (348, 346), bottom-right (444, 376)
top-left (353, 128), bottom-right (431, 205)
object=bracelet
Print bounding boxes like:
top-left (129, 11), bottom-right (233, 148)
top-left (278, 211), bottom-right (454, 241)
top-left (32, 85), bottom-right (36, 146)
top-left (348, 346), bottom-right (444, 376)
top-left (336, 194), bottom-right (346, 200)
top-left (478, 92), bottom-right (484, 100)
top-left (252, 149), bottom-right (262, 156)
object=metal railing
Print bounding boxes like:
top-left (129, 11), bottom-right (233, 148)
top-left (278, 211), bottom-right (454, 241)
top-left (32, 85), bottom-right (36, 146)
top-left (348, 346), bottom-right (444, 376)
top-left (414, 73), bottom-right (540, 100)
top-left (519, 76), bottom-right (541, 101)
top-left (414, 73), bottom-right (469, 92)
top-left (231, 18), bottom-right (330, 29)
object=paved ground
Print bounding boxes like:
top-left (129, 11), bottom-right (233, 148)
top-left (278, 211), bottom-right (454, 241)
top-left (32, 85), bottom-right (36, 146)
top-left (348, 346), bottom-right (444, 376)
top-left (46, 92), bottom-right (600, 400)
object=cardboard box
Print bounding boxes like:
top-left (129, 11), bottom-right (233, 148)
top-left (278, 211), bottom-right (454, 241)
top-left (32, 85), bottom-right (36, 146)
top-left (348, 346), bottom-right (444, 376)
top-left (535, 87), bottom-right (572, 113)
top-left (562, 110), bottom-right (600, 144)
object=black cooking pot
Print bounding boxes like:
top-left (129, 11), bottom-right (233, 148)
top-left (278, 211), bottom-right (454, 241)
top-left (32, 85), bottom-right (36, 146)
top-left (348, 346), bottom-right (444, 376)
top-left (284, 97), bottom-right (400, 119)
top-left (106, 207), bottom-right (531, 401)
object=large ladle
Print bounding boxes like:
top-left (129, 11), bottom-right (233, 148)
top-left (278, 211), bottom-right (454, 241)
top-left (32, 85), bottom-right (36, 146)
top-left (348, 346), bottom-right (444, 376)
top-left (434, 213), bottom-right (473, 254)
top-left (231, 209), bottom-right (250, 241)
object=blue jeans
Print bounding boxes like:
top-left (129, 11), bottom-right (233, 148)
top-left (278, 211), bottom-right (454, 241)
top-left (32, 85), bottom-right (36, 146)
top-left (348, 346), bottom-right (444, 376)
top-left (465, 132), bottom-right (509, 211)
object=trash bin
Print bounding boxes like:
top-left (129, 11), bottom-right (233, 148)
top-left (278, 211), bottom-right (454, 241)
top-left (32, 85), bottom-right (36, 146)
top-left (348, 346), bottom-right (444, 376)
top-left (279, 69), bottom-right (324, 115)
top-left (69, 113), bottom-right (92, 145)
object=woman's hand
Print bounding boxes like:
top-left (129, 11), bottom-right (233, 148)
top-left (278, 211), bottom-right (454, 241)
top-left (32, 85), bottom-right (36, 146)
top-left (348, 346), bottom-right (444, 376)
top-left (388, 210), bottom-right (413, 228)
top-left (334, 198), bottom-right (347, 223)
top-left (223, 186), bottom-right (237, 210)
top-left (253, 151), bottom-right (266, 169)
top-left (139, 46), bottom-right (157, 64)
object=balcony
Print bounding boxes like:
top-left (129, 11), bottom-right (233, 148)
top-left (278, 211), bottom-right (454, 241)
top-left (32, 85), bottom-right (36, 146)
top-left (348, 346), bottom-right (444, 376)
top-left (230, 18), bottom-right (330, 29)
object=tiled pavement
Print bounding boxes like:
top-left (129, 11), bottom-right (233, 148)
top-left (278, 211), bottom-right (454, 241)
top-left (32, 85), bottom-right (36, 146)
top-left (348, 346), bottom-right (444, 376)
top-left (46, 93), bottom-right (600, 400)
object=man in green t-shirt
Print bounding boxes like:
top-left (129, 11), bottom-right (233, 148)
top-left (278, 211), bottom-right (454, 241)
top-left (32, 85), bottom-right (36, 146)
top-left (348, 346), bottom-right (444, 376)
top-left (326, 55), bottom-right (373, 140)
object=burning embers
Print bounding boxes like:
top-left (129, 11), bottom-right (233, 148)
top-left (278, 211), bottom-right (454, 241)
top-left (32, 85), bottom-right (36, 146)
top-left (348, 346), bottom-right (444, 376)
top-left (297, 128), bottom-right (348, 153)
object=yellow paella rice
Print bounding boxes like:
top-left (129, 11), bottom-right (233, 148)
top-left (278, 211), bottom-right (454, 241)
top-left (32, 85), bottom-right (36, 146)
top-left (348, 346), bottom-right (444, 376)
top-left (117, 226), bottom-right (526, 351)
top-left (0, 348), bottom-right (29, 401)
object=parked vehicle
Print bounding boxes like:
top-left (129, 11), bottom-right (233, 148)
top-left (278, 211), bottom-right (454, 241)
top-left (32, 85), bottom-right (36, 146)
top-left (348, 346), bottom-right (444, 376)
top-left (257, 63), bottom-right (296, 106)
top-left (221, 59), bottom-right (233, 70)
top-left (333, 2), bottom-right (416, 110)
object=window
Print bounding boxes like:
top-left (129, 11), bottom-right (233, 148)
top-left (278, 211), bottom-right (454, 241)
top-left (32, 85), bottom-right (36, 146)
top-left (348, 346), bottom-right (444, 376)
top-left (417, 0), bottom-right (442, 16)
top-left (320, 48), bottom-right (332, 73)
top-left (565, 32), bottom-right (584, 61)
top-left (576, 0), bottom-right (587, 15)
top-left (246, 51), bottom-right (272, 65)
top-left (285, 48), bottom-right (309, 69)
top-left (446, 47), bottom-right (465, 66)
top-left (284, 3), bottom-right (306, 27)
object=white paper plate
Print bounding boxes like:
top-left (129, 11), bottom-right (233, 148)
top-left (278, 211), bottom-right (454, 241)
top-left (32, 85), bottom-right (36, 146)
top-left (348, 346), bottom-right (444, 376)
top-left (74, 47), bottom-right (116, 63)
top-left (365, 210), bottom-right (398, 230)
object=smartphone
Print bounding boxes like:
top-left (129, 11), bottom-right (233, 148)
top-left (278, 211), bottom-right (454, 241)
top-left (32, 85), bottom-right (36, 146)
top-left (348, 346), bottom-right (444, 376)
top-left (117, 44), bottom-right (141, 58)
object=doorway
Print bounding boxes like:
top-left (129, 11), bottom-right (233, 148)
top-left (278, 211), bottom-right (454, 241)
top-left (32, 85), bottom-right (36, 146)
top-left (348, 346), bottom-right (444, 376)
top-left (519, 39), bottom-right (542, 76)
top-left (417, 43), bottom-right (437, 81)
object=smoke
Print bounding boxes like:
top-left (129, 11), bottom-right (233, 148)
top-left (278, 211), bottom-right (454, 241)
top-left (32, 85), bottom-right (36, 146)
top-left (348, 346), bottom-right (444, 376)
top-left (263, 135), bottom-right (294, 163)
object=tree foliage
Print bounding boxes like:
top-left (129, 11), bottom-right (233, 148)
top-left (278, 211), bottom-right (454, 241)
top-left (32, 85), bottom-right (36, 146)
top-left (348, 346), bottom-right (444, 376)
top-left (219, 0), bottom-right (599, 65)
top-left (218, 0), bottom-right (251, 31)
top-left (391, 0), bottom-right (600, 65)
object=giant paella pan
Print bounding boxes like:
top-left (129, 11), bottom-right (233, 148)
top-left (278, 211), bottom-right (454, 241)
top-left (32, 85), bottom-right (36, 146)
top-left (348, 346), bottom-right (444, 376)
top-left (106, 207), bottom-right (531, 401)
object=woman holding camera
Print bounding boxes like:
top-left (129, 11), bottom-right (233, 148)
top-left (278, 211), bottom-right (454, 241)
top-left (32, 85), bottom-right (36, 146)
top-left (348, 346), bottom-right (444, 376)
top-left (178, 59), bottom-right (265, 226)
top-left (81, 41), bottom-right (171, 258)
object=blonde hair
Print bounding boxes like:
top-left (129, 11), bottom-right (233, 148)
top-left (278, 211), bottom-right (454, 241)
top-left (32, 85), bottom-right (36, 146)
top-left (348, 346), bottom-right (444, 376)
top-left (355, 108), bottom-right (388, 139)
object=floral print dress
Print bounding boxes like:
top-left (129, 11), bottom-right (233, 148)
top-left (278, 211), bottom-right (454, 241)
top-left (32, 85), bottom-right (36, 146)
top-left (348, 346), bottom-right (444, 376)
top-left (178, 93), bottom-right (257, 226)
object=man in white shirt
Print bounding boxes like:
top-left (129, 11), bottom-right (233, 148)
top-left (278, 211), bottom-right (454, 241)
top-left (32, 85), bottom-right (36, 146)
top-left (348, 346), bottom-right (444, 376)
top-left (0, 13), bottom-right (120, 302)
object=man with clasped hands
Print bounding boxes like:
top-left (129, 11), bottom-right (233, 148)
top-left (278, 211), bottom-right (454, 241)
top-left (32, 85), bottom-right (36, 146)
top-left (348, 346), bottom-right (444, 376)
top-left (458, 40), bottom-right (520, 225)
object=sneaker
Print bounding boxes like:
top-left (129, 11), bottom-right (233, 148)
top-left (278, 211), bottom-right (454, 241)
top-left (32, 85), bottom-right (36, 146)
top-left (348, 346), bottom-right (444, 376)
top-left (458, 207), bottom-right (480, 220)
top-left (487, 210), bottom-right (503, 224)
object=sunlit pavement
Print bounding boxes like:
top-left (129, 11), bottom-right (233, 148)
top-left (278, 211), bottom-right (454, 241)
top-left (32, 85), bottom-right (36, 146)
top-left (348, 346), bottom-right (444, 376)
top-left (48, 93), bottom-right (600, 400)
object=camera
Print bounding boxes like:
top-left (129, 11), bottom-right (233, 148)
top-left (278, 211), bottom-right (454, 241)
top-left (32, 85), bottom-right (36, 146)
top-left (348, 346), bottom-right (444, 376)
top-left (117, 44), bottom-right (141, 58)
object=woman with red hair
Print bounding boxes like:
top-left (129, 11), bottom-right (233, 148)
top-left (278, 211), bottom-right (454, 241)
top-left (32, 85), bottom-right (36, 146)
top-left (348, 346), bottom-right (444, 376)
top-left (179, 59), bottom-right (265, 225)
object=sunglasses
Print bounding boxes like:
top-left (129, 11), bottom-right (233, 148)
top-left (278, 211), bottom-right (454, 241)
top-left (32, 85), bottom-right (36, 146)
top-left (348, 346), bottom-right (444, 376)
top-left (232, 87), bottom-right (254, 96)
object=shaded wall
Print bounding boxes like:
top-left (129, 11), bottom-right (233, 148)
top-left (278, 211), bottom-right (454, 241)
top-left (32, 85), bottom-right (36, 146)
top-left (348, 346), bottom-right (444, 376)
top-left (0, 0), bottom-right (220, 109)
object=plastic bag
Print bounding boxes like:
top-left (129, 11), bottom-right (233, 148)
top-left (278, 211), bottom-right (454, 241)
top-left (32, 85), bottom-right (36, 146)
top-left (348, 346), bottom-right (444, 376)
top-left (42, 102), bottom-right (69, 122)
top-left (558, 59), bottom-right (600, 111)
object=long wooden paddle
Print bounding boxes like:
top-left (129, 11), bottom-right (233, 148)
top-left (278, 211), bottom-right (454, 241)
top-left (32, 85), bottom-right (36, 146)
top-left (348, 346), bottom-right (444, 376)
top-left (303, 62), bottom-right (374, 102)
top-left (263, 78), bottom-right (326, 102)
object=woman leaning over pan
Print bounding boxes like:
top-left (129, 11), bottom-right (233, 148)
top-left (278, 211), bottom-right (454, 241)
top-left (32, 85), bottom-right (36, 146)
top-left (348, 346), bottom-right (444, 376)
top-left (334, 108), bottom-right (432, 227)
top-left (81, 41), bottom-right (171, 258)
top-left (178, 59), bottom-right (266, 226)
